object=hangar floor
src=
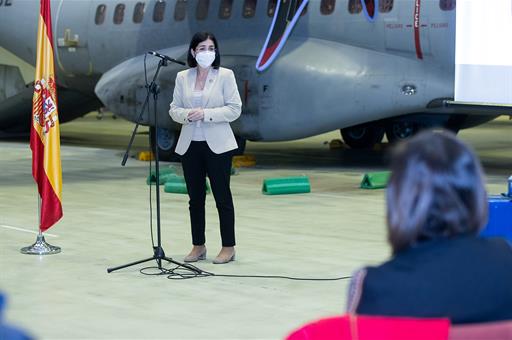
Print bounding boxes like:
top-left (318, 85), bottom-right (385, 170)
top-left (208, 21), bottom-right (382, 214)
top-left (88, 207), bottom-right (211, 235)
top-left (1, 114), bottom-right (510, 339)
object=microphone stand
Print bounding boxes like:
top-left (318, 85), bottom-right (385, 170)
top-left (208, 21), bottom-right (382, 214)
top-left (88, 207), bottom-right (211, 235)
top-left (108, 57), bottom-right (202, 275)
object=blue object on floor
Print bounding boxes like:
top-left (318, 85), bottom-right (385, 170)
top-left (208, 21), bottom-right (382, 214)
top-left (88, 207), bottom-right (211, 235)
top-left (0, 292), bottom-right (34, 340)
top-left (480, 195), bottom-right (512, 242)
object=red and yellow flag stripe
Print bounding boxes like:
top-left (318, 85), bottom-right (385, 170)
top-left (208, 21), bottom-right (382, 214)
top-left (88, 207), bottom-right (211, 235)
top-left (30, 0), bottom-right (62, 232)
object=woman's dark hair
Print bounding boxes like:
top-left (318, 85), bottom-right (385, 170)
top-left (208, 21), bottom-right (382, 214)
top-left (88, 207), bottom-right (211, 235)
top-left (187, 31), bottom-right (221, 69)
top-left (386, 129), bottom-right (488, 254)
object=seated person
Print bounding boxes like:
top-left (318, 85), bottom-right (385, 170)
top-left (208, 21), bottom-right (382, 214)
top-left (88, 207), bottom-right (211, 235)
top-left (347, 130), bottom-right (512, 324)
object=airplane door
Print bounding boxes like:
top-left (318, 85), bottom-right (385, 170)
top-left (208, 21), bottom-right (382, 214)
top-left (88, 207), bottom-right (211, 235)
top-left (54, 0), bottom-right (92, 76)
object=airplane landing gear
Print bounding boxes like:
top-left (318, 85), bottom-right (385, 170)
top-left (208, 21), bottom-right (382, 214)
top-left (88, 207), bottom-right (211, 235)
top-left (340, 124), bottom-right (384, 149)
top-left (150, 127), bottom-right (180, 162)
top-left (385, 121), bottom-right (419, 143)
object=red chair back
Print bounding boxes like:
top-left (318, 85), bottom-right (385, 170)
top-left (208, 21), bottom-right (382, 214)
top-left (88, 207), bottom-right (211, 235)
top-left (286, 314), bottom-right (450, 340)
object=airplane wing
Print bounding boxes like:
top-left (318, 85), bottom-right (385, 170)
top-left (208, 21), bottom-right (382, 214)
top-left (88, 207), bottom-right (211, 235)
top-left (0, 64), bottom-right (101, 136)
top-left (256, 0), bottom-right (309, 72)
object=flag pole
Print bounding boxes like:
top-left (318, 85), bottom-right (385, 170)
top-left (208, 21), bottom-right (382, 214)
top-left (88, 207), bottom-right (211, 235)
top-left (21, 0), bottom-right (63, 254)
top-left (20, 194), bottom-right (61, 255)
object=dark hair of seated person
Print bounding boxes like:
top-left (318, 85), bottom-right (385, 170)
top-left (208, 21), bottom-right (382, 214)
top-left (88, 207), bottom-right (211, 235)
top-left (386, 129), bottom-right (488, 254)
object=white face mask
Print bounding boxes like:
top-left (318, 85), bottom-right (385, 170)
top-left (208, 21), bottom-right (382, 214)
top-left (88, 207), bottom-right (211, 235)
top-left (195, 50), bottom-right (216, 68)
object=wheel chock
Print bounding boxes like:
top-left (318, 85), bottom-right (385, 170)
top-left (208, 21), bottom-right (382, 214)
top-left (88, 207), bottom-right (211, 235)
top-left (163, 175), bottom-right (211, 194)
top-left (163, 176), bottom-right (188, 194)
top-left (138, 151), bottom-right (155, 161)
top-left (360, 171), bottom-right (390, 189)
top-left (146, 167), bottom-right (177, 185)
top-left (262, 176), bottom-right (311, 195)
top-left (233, 155), bottom-right (256, 168)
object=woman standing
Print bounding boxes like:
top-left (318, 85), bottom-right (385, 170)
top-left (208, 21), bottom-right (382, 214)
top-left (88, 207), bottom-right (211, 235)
top-left (169, 32), bottom-right (242, 264)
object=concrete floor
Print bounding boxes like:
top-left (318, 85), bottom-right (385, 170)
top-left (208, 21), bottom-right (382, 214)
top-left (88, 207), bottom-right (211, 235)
top-left (1, 114), bottom-right (511, 339)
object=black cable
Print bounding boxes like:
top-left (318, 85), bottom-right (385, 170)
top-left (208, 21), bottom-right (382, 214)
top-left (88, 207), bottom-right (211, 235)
top-left (139, 265), bottom-right (351, 281)
top-left (203, 273), bottom-right (351, 281)
top-left (140, 264), bottom-right (212, 279)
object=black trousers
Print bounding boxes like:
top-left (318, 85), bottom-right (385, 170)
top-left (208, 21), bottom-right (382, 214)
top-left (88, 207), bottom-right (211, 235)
top-left (181, 141), bottom-right (235, 247)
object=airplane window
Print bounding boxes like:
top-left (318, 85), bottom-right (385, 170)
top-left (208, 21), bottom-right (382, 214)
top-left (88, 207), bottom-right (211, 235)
top-left (153, 0), bottom-right (166, 22)
top-left (219, 0), bottom-right (233, 19)
top-left (320, 0), bottom-right (335, 15)
top-left (113, 4), bottom-right (125, 25)
top-left (363, 0), bottom-right (375, 18)
top-left (267, 0), bottom-right (276, 17)
top-left (196, 0), bottom-right (209, 20)
top-left (95, 4), bottom-right (106, 25)
top-left (440, 0), bottom-right (456, 11)
top-left (348, 0), bottom-right (362, 14)
top-left (243, 0), bottom-right (257, 18)
top-left (133, 2), bottom-right (145, 23)
top-left (175, 0), bottom-right (187, 21)
top-left (379, 0), bottom-right (393, 13)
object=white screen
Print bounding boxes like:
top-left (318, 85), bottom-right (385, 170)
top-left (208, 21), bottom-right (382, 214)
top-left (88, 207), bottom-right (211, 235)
top-left (455, 0), bottom-right (512, 104)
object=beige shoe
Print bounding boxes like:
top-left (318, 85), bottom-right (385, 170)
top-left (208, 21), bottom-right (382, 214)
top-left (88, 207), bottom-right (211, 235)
top-left (213, 248), bottom-right (235, 264)
top-left (183, 246), bottom-right (206, 262)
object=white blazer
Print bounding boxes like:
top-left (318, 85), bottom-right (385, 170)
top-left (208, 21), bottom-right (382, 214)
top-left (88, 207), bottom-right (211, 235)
top-left (169, 67), bottom-right (242, 155)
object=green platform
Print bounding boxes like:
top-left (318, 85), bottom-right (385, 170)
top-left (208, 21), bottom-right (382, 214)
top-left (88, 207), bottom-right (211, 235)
top-left (360, 171), bottom-right (390, 189)
top-left (163, 175), bottom-right (211, 194)
top-left (262, 176), bottom-right (311, 195)
top-left (146, 167), bottom-right (177, 185)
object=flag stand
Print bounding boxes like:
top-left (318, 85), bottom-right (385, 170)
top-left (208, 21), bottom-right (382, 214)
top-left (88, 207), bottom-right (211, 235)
top-left (20, 231), bottom-right (61, 255)
top-left (21, 198), bottom-right (61, 255)
top-left (23, 0), bottom-right (63, 256)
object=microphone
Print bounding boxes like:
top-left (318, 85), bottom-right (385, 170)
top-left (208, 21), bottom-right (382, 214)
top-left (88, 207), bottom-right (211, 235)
top-left (147, 51), bottom-right (186, 65)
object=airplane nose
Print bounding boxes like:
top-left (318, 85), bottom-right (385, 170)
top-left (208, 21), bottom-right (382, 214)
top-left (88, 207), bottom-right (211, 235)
top-left (0, 0), bottom-right (40, 65)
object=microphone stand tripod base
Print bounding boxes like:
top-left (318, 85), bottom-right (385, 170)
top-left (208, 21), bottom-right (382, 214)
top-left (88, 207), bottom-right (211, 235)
top-left (20, 234), bottom-right (61, 255)
top-left (107, 246), bottom-right (203, 274)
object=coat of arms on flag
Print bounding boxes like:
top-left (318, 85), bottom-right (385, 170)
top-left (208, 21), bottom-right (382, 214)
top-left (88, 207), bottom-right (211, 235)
top-left (33, 77), bottom-right (58, 135)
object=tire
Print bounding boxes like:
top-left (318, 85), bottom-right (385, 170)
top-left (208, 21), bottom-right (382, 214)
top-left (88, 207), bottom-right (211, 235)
top-left (149, 127), bottom-right (181, 162)
top-left (340, 124), bottom-right (385, 149)
top-left (385, 121), bottom-right (419, 143)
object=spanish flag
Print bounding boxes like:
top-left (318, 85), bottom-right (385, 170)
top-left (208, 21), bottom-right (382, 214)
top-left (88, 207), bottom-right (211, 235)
top-left (30, 0), bottom-right (63, 232)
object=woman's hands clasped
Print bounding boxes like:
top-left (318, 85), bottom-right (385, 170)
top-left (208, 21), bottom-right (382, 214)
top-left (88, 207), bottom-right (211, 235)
top-left (187, 108), bottom-right (204, 122)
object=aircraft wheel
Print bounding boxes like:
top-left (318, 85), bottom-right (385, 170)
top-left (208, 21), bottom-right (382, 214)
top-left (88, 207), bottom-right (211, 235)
top-left (233, 135), bottom-right (246, 156)
top-left (340, 124), bottom-right (385, 149)
top-left (385, 121), bottom-right (419, 143)
top-left (149, 127), bottom-right (181, 162)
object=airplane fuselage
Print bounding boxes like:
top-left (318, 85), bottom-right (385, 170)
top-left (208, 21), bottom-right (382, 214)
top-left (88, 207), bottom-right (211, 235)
top-left (0, 0), bottom-right (493, 145)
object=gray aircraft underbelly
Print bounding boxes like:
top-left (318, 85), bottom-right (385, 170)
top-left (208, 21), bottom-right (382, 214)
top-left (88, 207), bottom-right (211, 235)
top-left (95, 37), bottom-right (453, 142)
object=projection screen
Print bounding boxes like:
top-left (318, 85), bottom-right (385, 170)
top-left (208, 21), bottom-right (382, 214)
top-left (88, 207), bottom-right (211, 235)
top-left (455, 0), bottom-right (512, 105)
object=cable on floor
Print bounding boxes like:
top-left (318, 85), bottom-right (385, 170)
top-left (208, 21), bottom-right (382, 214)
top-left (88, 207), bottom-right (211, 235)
top-left (139, 260), bottom-right (351, 281)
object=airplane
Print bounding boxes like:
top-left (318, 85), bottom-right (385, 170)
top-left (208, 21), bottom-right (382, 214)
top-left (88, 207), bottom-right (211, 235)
top-left (0, 0), bottom-right (509, 160)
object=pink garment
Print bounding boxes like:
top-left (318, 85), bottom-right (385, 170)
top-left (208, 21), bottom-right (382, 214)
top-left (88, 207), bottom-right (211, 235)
top-left (286, 314), bottom-right (450, 340)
